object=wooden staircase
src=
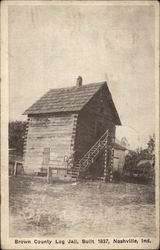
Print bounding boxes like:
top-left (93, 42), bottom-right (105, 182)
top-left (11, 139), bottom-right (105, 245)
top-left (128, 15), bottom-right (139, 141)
top-left (71, 129), bottom-right (109, 181)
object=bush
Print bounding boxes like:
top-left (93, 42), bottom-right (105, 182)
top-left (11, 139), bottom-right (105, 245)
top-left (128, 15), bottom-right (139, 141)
top-left (9, 121), bottom-right (26, 156)
top-left (123, 135), bottom-right (155, 181)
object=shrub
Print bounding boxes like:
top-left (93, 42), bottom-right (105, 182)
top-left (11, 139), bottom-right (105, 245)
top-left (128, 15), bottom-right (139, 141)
top-left (124, 135), bottom-right (155, 172)
top-left (9, 121), bottom-right (26, 156)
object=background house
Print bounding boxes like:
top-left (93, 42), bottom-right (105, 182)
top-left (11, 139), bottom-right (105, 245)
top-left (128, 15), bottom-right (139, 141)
top-left (113, 141), bottom-right (127, 175)
top-left (112, 137), bottom-right (129, 175)
top-left (23, 77), bottom-right (121, 181)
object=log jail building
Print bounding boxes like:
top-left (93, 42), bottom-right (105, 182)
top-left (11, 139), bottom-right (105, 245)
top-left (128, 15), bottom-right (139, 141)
top-left (23, 77), bottom-right (121, 182)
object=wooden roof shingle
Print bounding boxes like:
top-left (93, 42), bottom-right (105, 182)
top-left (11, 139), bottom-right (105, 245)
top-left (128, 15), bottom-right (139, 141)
top-left (24, 82), bottom-right (105, 114)
top-left (23, 81), bottom-right (121, 125)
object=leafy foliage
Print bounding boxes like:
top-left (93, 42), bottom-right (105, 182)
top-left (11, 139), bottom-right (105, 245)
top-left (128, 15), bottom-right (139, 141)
top-left (9, 121), bottom-right (26, 156)
top-left (124, 135), bottom-right (155, 171)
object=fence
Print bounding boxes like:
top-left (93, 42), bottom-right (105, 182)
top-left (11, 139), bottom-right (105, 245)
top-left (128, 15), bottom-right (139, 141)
top-left (9, 154), bottom-right (24, 176)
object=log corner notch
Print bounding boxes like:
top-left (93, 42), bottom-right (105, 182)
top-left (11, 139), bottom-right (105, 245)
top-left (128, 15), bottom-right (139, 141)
top-left (22, 119), bottom-right (30, 172)
top-left (103, 139), bottom-right (108, 182)
top-left (103, 132), bottom-right (115, 183)
top-left (23, 80), bottom-right (121, 181)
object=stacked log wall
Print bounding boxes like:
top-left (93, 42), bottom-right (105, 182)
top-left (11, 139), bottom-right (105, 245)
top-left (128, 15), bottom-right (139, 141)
top-left (75, 87), bottom-right (116, 162)
top-left (24, 113), bottom-right (77, 174)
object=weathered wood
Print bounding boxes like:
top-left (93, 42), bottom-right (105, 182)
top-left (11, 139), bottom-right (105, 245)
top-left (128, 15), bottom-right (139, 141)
top-left (74, 88), bottom-right (116, 177)
top-left (24, 84), bottom-right (118, 180)
top-left (13, 161), bottom-right (23, 176)
top-left (24, 113), bottom-right (75, 173)
top-left (47, 167), bottom-right (52, 183)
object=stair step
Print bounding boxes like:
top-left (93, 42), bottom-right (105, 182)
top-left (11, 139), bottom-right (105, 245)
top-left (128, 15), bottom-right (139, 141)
top-left (71, 130), bottom-right (108, 180)
top-left (72, 169), bottom-right (79, 172)
top-left (81, 151), bottom-right (102, 160)
top-left (72, 173), bottom-right (78, 176)
top-left (72, 172), bottom-right (79, 175)
top-left (72, 171), bottom-right (78, 174)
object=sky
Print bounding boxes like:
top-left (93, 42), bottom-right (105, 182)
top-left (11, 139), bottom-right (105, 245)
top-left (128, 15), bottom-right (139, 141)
top-left (8, 3), bottom-right (156, 150)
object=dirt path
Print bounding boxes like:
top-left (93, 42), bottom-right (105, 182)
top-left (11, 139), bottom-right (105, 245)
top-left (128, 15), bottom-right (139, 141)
top-left (9, 176), bottom-right (155, 237)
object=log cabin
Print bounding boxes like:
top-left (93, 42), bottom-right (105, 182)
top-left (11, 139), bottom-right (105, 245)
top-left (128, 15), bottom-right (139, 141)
top-left (23, 77), bottom-right (121, 182)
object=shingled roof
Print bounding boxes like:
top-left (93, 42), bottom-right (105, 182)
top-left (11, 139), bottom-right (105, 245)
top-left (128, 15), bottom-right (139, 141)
top-left (23, 81), bottom-right (121, 125)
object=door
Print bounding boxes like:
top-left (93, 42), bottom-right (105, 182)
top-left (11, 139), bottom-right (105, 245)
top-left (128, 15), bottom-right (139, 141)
top-left (42, 148), bottom-right (50, 166)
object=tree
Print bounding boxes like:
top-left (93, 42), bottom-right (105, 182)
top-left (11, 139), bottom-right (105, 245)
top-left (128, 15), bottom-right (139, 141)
top-left (147, 134), bottom-right (155, 155)
top-left (9, 121), bottom-right (26, 156)
top-left (124, 134), bottom-right (155, 171)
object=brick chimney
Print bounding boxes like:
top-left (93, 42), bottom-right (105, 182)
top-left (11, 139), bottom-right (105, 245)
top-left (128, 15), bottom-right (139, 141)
top-left (76, 76), bottom-right (83, 87)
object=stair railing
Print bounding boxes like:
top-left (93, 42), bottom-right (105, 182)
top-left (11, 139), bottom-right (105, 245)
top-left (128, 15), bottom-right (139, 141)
top-left (78, 129), bottom-right (109, 170)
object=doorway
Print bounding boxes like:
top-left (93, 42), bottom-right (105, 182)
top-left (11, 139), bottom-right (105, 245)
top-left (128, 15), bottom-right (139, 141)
top-left (42, 148), bottom-right (50, 167)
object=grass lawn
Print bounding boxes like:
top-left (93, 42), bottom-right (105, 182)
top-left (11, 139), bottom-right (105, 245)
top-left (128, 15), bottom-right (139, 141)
top-left (9, 175), bottom-right (155, 238)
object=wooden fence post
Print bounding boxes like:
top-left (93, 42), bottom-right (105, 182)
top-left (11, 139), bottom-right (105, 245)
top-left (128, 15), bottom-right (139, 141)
top-left (47, 167), bottom-right (52, 183)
